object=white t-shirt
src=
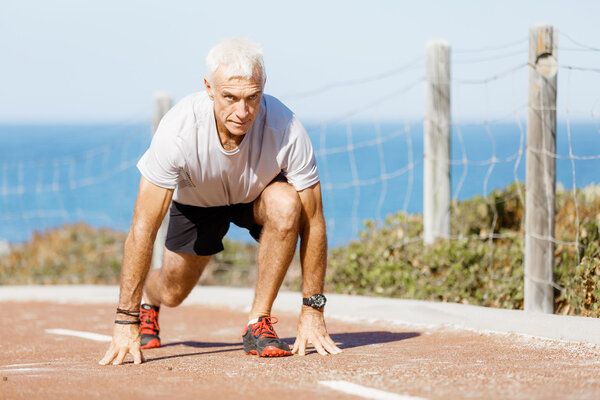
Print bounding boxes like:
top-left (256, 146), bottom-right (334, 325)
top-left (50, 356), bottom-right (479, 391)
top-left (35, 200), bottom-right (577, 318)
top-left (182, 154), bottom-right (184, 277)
top-left (137, 91), bottom-right (319, 207)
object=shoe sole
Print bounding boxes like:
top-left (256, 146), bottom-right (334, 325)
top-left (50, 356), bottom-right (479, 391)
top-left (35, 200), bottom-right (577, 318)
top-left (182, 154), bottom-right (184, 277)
top-left (141, 338), bottom-right (161, 349)
top-left (245, 346), bottom-right (292, 357)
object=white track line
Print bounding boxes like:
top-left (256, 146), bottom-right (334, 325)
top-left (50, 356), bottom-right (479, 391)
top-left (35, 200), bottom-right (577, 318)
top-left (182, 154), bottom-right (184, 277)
top-left (45, 329), bottom-right (112, 342)
top-left (319, 381), bottom-right (427, 400)
top-left (0, 367), bottom-right (52, 373)
top-left (4, 363), bottom-right (51, 368)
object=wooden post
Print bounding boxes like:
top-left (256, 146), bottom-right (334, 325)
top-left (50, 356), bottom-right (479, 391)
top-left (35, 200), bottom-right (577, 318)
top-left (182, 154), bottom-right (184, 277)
top-left (424, 40), bottom-right (451, 245)
top-left (153, 92), bottom-right (172, 134)
top-left (524, 24), bottom-right (558, 313)
top-left (151, 92), bottom-right (172, 271)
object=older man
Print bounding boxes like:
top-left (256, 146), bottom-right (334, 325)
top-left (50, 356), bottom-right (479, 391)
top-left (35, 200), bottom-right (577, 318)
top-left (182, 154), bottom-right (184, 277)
top-left (99, 38), bottom-right (341, 365)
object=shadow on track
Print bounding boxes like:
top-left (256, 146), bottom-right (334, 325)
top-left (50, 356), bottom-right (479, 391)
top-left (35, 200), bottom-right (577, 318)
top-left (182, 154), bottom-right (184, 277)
top-left (161, 332), bottom-right (421, 350)
top-left (328, 331), bottom-right (420, 349)
top-left (161, 341), bottom-right (241, 349)
top-left (143, 341), bottom-right (243, 363)
top-left (141, 331), bottom-right (419, 362)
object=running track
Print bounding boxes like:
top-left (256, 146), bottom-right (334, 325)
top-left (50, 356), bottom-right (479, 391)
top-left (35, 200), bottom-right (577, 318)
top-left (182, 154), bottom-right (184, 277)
top-left (1, 286), bottom-right (600, 399)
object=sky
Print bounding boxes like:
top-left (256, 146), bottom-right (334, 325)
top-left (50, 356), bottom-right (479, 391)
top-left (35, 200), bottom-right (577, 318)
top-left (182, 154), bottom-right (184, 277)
top-left (1, 0), bottom-right (599, 124)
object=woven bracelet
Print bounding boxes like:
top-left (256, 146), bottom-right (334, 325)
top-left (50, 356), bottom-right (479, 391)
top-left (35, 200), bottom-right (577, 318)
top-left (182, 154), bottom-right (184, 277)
top-left (116, 308), bottom-right (141, 318)
top-left (114, 319), bottom-right (141, 325)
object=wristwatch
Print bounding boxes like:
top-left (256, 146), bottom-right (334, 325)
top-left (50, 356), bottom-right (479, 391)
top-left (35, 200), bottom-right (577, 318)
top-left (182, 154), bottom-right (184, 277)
top-left (303, 294), bottom-right (327, 309)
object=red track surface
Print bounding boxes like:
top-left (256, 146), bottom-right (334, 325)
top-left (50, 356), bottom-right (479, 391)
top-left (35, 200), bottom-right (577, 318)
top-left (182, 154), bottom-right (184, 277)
top-left (1, 302), bottom-right (600, 399)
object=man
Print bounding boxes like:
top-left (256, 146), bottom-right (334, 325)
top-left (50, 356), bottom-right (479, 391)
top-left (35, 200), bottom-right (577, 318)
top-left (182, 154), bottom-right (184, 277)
top-left (99, 38), bottom-right (341, 365)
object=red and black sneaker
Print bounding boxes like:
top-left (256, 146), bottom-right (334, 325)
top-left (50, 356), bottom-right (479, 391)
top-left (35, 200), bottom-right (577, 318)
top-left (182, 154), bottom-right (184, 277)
top-left (242, 316), bottom-right (292, 357)
top-left (140, 304), bottom-right (161, 349)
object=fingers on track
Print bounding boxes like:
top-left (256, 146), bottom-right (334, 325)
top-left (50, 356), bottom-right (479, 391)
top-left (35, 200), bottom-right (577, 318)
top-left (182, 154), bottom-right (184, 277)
top-left (98, 345), bottom-right (118, 366)
top-left (133, 349), bottom-right (144, 364)
top-left (324, 336), bottom-right (342, 354)
top-left (112, 348), bottom-right (128, 365)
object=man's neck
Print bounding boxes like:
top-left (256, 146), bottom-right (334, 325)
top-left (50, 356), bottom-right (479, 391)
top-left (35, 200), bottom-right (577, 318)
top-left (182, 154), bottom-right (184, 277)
top-left (219, 130), bottom-right (244, 151)
top-left (215, 115), bottom-right (244, 151)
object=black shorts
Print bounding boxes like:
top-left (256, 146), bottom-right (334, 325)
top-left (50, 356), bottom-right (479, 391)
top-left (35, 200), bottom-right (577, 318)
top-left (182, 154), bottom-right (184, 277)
top-left (165, 201), bottom-right (262, 256)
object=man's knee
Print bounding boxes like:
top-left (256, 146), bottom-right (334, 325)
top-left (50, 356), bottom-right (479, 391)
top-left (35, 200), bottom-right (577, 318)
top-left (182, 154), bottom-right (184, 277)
top-left (263, 184), bottom-right (301, 235)
top-left (160, 289), bottom-right (186, 307)
top-left (157, 252), bottom-right (208, 307)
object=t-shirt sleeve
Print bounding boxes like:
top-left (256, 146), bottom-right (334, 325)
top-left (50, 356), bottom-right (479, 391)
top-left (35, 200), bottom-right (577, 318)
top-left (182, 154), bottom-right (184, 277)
top-left (280, 115), bottom-right (320, 191)
top-left (136, 111), bottom-right (183, 189)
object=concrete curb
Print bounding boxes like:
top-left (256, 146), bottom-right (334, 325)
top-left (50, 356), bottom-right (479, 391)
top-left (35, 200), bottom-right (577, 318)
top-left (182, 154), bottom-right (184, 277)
top-left (2, 285), bottom-right (600, 345)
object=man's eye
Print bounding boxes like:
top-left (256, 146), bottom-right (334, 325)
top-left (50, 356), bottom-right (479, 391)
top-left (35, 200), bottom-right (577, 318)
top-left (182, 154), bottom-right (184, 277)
top-left (249, 94), bottom-right (258, 100)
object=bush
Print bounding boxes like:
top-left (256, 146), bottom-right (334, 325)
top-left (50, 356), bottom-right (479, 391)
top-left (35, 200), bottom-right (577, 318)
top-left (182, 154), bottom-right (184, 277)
top-left (0, 223), bottom-right (126, 285)
top-left (0, 223), bottom-right (261, 287)
top-left (327, 213), bottom-right (525, 309)
top-left (2, 183), bottom-right (599, 318)
top-left (327, 183), bottom-right (600, 317)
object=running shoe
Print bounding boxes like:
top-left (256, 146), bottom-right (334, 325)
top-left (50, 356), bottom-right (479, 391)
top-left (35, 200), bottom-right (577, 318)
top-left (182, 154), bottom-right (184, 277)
top-left (140, 304), bottom-right (161, 349)
top-left (242, 316), bottom-right (292, 357)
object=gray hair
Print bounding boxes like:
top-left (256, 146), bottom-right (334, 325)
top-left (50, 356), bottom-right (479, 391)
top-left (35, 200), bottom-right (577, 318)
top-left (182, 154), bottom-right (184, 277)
top-left (206, 38), bottom-right (266, 85)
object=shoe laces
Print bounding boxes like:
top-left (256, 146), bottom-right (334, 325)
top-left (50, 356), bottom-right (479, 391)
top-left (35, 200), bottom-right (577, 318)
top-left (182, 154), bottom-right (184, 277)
top-left (140, 307), bottom-right (159, 333)
top-left (251, 317), bottom-right (279, 339)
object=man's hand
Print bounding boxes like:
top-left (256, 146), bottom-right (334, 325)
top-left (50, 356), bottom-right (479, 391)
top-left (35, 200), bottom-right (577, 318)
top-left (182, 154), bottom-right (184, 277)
top-left (292, 307), bottom-right (342, 356)
top-left (99, 324), bottom-right (145, 365)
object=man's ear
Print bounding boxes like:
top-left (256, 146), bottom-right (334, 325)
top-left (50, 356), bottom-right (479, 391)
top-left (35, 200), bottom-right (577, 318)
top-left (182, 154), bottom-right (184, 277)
top-left (204, 78), bottom-right (214, 100)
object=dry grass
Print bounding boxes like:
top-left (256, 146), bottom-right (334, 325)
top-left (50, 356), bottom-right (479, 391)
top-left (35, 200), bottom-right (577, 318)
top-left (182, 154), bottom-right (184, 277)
top-left (0, 222), bottom-right (305, 289)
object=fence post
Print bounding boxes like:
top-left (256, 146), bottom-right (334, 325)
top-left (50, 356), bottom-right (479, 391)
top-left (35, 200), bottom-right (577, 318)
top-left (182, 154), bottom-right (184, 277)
top-left (424, 40), bottom-right (451, 245)
top-left (524, 24), bottom-right (558, 313)
top-left (151, 92), bottom-right (172, 271)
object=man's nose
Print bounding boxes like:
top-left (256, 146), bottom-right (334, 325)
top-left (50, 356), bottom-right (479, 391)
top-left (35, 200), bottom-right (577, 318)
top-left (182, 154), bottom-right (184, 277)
top-left (234, 100), bottom-right (249, 119)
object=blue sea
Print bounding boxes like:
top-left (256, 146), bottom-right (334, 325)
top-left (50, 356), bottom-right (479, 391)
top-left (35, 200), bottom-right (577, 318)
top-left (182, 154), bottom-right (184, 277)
top-left (1, 121), bottom-right (599, 246)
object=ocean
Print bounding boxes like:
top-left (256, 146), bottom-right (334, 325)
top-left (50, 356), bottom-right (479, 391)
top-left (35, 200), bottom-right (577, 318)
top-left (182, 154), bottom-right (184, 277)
top-left (1, 121), bottom-right (599, 246)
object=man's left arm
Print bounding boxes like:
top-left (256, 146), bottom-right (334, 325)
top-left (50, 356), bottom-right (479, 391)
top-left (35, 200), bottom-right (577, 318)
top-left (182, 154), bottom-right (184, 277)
top-left (292, 182), bottom-right (342, 356)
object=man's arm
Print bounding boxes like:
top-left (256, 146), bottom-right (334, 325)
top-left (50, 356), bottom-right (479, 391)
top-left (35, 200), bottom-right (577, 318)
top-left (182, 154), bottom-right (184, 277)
top-left (99, 176), bottom-right (173, 365)
top-left (292, 182), bottom-right (342, 356)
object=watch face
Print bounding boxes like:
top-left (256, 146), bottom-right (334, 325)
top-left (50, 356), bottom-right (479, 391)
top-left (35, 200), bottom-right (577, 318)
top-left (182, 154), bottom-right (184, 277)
top-left (304, 294), bottom-right (327, 308)
top-left (312, 295), bottom-right (326, 308)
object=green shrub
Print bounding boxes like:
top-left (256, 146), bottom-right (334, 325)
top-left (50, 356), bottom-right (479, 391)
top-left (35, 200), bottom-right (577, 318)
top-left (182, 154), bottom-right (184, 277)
top-left (2, 183), bottom-right (599, 318)
top-left (327, 183), bottom-right (600, 317)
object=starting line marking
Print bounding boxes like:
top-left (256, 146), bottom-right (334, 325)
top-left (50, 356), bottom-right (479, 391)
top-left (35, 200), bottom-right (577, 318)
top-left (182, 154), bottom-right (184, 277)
top-left (45, 329), bottom-right (112, 342)
top-left (319, 381), bottom-right (427, 400)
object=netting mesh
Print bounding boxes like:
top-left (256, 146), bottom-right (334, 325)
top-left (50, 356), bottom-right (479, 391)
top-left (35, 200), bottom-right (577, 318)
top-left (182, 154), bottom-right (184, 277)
top-left (1, 32), bottom-right (599, 274)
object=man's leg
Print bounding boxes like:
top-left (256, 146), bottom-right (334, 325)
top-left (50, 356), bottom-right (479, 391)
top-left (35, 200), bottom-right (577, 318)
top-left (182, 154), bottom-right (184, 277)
top-left (138, 248), bottom-right (210, 348)
top-left (250, 181), bottom-right (301, 319)
top-left (143, 248), bottom-right (211, 307)
top-left (240, 181), bottom-right (300, 356)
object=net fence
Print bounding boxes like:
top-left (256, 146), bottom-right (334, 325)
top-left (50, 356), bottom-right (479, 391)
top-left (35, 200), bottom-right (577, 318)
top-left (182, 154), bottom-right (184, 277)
top-left (1, 31), bottom-right (599, 284)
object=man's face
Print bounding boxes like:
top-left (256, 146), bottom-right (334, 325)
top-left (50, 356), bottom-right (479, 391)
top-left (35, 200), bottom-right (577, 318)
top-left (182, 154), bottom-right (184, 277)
top-left (205, 67), bottom-right (264, 137)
